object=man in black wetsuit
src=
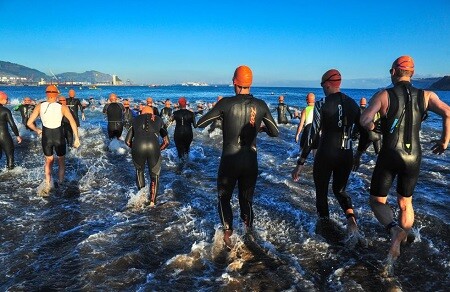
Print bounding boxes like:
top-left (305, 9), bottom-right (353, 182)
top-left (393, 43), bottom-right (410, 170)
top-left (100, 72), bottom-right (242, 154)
top-left (103, 93), bottom-right (125, 139)
top-left (122, 99), bottom-right (136, 130)
top-left (146, 97), bottom-right (160, 116)
top-left (274, 95), bottom-right (293, 124)
top-left (14, 97), bottom-right (36, 131)
top-left (125, 106), bottom-right (169, 206)
top-left (292, 69), bottom-right (367, 243)
top-left (170, 97), bottom-right (197, 159)
top-left (67, 89), bottom-right (85, 126)
top-left (353, 97), bottom-right (382, 154)
top-left (58, 96), bottom-right (76, 148)
top-left (360, 56), bottom-right (450, 260)
top-left (0, 91), bottom-right (22, 169)
top-left (197, 65), bottom-right (279, 248)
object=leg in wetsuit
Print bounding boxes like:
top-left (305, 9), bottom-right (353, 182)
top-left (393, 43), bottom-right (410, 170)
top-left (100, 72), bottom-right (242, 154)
top-left (217, 149), bottom-right (258, 230)
top-left (0, 130), bottom-right (15, 169)
top-left (108, 122), bottom-right (123, 139)
top-left (131, 137), bottom-right (162, 205)
top-left (174, 129), bottom-right (193, 159)
top-left (313, 148), bottom-right (354, 218)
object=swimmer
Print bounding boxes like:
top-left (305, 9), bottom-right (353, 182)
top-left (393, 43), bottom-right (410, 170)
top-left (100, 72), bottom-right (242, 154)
top-left (197, 65), bottom-right (279, 249)
top-left (27, 85), bottom-right (80, 193)
top-left (13, 96), bottom-right (36, 131)
top-left (103, 93), bottom-right (125, 140)
top-left (170, 97), bottom-right (197, 159)
top-left (146, 97), bottom-right (160, 116)
top-left (160, 99), bottom-right (173, 129)
top-left (274, 95), bottom-right (293, 124)
top-left (122, 99), bottom-right (137, 130)
top-left (125, 106), bottom-right (169, 206)
top-left (0, 91), bottom-right (22, 169)
top-left (295, 93), bottom-right (317, 156)
top-left (292, 69), bottom-right (368, 244)
top-left (58, 96), bottom-right (76, 147)
top-left (67, 89), bottom-right (86, 126)
top-left (360, 56), bottom-right (450, 260)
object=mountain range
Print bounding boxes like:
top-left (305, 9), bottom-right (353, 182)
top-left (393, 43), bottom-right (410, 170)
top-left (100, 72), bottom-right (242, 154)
top-left (0, 61), bottom-right (113, 84)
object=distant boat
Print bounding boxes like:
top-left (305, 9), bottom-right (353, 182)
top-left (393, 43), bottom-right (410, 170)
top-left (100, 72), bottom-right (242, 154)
top-left (88, 85), bottom-right (99, 90)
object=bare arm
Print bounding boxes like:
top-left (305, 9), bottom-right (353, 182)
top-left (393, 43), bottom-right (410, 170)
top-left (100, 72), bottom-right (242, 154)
top-left (425, 91), bottom-right (450, 153)
top-left (295, 109), bottom-right (306, 142)
top-left (27, 103), bottom-right (42, 135)
top-left (360, 90), bottom-right (386, 131)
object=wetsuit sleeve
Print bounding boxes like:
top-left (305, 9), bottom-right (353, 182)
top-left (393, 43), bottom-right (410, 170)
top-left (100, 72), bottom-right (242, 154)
top-left (102, 104), bottom-right (109, 114)
top-left (287, 105), bottom-right (293, 119)
top-left (192, 112), bottom-right (197, 128)
top-left (262, 103), bottom-right (279, 137)
top-left (197, 102), bottom-right (223, 128)
top-left (6, 109), bottom-right (20, 136)
top-left (125, 126), bottom-right (134, 145)
top-left (159, 127), bottom-right (168, 138)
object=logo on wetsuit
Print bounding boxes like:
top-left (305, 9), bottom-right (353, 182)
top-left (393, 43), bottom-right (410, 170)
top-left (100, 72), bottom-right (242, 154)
top-left (249, 107), bottom-right (257, 127)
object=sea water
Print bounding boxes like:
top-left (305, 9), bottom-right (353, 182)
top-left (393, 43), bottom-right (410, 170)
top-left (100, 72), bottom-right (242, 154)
top-left (0, 85), bottom-right (449, 291)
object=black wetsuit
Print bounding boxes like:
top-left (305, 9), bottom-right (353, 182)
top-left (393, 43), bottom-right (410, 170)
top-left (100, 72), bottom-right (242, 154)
top-left (275, 102), bottom-right (293, 124)
top-left (123, 108), bottom-right (135, 130)
top-left (103, 103), bottom-right (124, 139)
top-left (353, 107), bottom-right (382, 154)
top-left (0, 105), bottom-right (20, 169)
top-left (300, 92), bottom-right (367, 218)
top-left (61, 108), bottom-right (76, 147)
top-left (14, 104), bottom-right (35, 131)
top-left (67, 97), bottom-right (84, 127)
top-left (125, 114), bottom-right (168, 204)
top-left (172, 109), bottom-right (196, 158)
top-left (197, 94), bottom-right (279, 231)
top-left (150, 106), bottom-right (160, 116)
top-left (371, 81), bottom-right (426, 197)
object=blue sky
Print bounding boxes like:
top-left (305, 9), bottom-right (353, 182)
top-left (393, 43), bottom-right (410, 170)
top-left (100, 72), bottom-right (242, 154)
top-left (1, 1), bottom-right (449, 88)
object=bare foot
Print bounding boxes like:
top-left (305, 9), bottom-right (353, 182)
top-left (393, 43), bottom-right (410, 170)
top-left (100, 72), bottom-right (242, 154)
top-left (223, 230), bottom-right (233, 250)
top-left (389, 226), bottom-right (407, 260)
top-left (149, 201), bottom-right (155, 207)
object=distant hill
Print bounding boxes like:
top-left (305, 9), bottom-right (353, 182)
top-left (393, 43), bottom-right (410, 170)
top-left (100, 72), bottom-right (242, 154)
top-left (0, 61), bottom-right (48, 81)
top-left (428, 76), bottom-right (450, 91)
top-left (0, 60), bottom-right (113, 84)
top-left (56, 70), bottom-right (113, 83)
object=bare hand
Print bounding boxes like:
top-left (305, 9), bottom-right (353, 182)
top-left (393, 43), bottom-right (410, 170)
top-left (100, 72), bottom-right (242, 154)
top-left (73, 138), bottom-right (81, 148)
top-left (16, 136), bottom-right (22, 144)
top-left (291, 164), bottom-right (303, 181)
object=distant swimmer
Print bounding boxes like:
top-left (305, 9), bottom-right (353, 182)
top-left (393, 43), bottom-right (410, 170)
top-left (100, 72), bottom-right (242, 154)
top-left (197, 65), bottom-right (279, 249)
top-left (170, 97), bottom-right (197, 159)
top-left (13, 97), bottom-right (36, 131)
top-left (122, 99), bottom-right (137, 130)
top-left (125, 106), bottom-right (169, 206)
top-left (27, 85), bottom-right (80, 194)
top-left (160, 99), bottom-right (173, 128)
top-left (274, 95), bottom-right (293, 124)
top-left (67, 89), bottom-right (86, 126)
top-left (58, 96), bottom-right (76, 147)
top-left (292, 69), bottom-right (368, 245)
top-left (0, 91), bottom-right (22, 169)
top-left (103, 93), bottom-right (125, 139)
top-left (360, 56), bottom-right (450, 261)
top-left (146, 97), bottom-right (160, 116)
top-left (295, 93), bottom-right (317, 156)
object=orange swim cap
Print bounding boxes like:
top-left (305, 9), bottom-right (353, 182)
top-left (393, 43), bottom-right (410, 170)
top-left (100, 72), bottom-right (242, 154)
top-left (233, 65), bottom-right (253, 87)
top-left (123, 100), bottom-right (130, 107)
top-left (321, 69), bottom-right (341, 87)
top-left (392, 56), bottom-right (414, 71)
top-left (0, 91), bottom-right (7, 101)
top-left (141, 106), bottom-right (154, 115)
top-left (306, 93), bottom-right (315, 104)
top-left (178, 97), bottom-right (187, 107)
top-left (46, 85), bottom-right (60, 98)
top-left (360, 97), bottom-right (367, 107)
top-left (68, 89), bottom-right (76, 97)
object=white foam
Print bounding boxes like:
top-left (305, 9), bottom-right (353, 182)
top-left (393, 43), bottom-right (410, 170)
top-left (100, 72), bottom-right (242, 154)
top-left (125, 188), bottom-right (148, 210)
top-left (108, 139), bottom-right (128, 154)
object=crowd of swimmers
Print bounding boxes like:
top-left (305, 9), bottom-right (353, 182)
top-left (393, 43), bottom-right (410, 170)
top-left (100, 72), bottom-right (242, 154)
top-left (0, 56), bottom-right (449, 271)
